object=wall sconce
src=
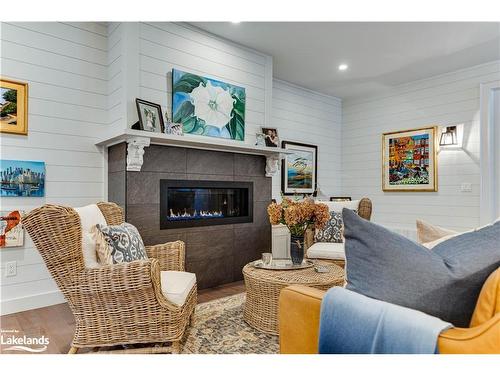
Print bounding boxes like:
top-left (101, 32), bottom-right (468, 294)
top-left (439, 126), bottom-right (457, 146)
top-left (439, 124), bottom-right (464, 149)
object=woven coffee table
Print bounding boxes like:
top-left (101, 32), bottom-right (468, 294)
top-left (242, 260), bottom-right (344, 335)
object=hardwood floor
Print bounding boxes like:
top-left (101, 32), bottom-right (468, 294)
top-left (0, 281), bottom-right (245, 354)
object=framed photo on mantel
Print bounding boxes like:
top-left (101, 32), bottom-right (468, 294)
top-left (382, 126), bottom-right (438, 192)
top-left (281, 141), bottom-right (318, 195)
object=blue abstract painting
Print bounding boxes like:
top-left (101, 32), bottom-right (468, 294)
top-left (0, 159), bottom-right (45, 197)
top-left (172, 69), bottom-right (245, 141)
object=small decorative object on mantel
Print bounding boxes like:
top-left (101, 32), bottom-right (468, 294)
top-left (0, 159), bottom-right (45, 197)
top-left (267, 197), bottom-right (329, 265)
top-left (0, 78), bottom-right (28, 135)
top-left (172, 69), bottom-right (246, 141)
top-left (255, 133), bottom-right (265, 146)
top-left (281, 141), bottom-right (318, 195)
top-left (165, 122), bottom-right (184, 136)
top-left (0, 210), bottom-right (24, 248)
top-left (262, 127), bottom-right (279, 147)
top-left (135, 98), bottom-right (165, 133)
top-left (382, 126), bottom-right (438, 192)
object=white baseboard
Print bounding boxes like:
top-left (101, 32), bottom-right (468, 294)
top-left (1, 290), bottom-right (66, 316)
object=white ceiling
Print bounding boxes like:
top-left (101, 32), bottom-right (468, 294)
top-left (191, 22), bottom-right (500, 99)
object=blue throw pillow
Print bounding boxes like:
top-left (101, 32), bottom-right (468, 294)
top-left (342, 208), bottom-right (500, 327)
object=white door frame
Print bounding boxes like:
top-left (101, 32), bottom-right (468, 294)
top-left (479, 80), bottom-right (500, 225)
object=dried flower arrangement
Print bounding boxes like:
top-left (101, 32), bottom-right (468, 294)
top-left (267, 196), bottom-right (329, 237)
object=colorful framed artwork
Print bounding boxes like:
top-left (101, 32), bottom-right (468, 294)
top-left (382, 126), bottom-right (438, 192)
top-left (136, 98), bottom-right (164, 133)
top-left (0, 210), bottom-right (24, 248)
top-left (172, 69), bottom-right (245, 141)
top-left (0, 78), bottom-right (28, 135)
top-left (281, 141), bottom-right (318, 195)
top-left (0, 160), bottom-right (45, 197)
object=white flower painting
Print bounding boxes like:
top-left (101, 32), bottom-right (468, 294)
top-left (172, 69), bottom-right (245, 141)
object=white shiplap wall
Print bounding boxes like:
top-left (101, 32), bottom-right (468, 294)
top-left (138, 22), bottom-right (270, 142)
top-left (0, 22), bottom-right (108, 314)
top-left (342, 61), bottom-right (500, 234)
top-left (271, 80), bottom-right (342, 199)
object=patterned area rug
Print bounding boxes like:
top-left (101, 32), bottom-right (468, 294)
top-left (181, 293), bottom-right (279, 354)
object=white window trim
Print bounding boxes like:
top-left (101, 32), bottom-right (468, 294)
top-left (479, 80), bottom-right (500, 225)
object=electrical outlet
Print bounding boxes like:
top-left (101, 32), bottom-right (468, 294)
top-left (5, 261), bottom-right (17, 277)
top-left (460, 183), bottom-right (472, 192)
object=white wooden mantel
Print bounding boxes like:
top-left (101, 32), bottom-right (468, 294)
top-left (95, 129), bottom-right (292, 177)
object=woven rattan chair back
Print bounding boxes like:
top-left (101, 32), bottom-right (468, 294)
top-left (22, 205), bottom-right (85, 303)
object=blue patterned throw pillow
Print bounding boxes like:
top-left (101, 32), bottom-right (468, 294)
top-left (94, 222), bottom-right (148, 264)
top-left (315, 210), bottom-right (358, 243)
top-left (315, 211), bottom-right (344, 243)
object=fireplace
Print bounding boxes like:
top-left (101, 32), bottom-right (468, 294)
top-left (160, 180), bottom-right (253, 229)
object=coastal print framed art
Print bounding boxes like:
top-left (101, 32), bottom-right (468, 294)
top-left (382, 126), bottom-right (438, 192)
top-left (0, 78), bottom-right (28, 135)
top-left (281, 141), bottom-right (318, 195)
top-left (172, 69), bottom-right (245, 141)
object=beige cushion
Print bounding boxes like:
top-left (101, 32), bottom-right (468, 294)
top-left (316, 199), bottom-right (360, 212)
top-left (416, 219), bottom-right (458, 244)
top-left (307, 242), bottom-right (345, 260)
top-left (420, 217), bottom-right (500, 249)
top-left (160, 271), bottom-right (196, 306)
top-left (422, 233), bottom-right (459, 249)
top-left (74, 204), bottom-right (107, 268)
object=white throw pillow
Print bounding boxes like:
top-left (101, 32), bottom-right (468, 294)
top-left (74, 204), bottom-right (107, 268)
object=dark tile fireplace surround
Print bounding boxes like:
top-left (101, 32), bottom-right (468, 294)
top-left (108, 143), bottom-right (272, 289)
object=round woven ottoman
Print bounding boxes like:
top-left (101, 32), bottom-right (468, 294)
top-left (242, 260), bottom-right (345, 335)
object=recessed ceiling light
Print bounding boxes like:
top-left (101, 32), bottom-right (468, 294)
top-left (338, 64), bottom-right (348, 71)
top-left (231, 21), bottom-right (241, 24)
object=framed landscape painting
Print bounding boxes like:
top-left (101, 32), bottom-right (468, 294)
top-left (172, 69), bottom-right (245, 141)
top-left (382, 126), bottom-right (437, 192)
top-left (0, 159), bottom-right (45, 197)
top-left (0, 78), bottom-right (28, 135)
top-left (282, 141), bottom-right (318, 195)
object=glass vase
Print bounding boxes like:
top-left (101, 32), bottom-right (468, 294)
top-left (290, 235), bottom-right (305, 265)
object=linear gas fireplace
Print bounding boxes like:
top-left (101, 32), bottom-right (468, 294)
top-left (160, 180), bottom-right (253, 229)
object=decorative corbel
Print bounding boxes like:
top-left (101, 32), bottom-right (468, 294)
top-left (126, 136), bottom-right (151, 172)
top-left (265, 154), bottom-right (283, 177)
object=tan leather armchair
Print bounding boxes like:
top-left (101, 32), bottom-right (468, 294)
top-left (279, 268), bottom-right (500, 354)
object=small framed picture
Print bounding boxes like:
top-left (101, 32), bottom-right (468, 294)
top-left (1, 78), bottom-right (28, 136)
top-left (165, 122), bottom-right (184, 136)
top-left (135, 98), bottom-right (164, 133)
top-left (330, 197), bottom-right (352, 202)
top-left (0, 210), bottom-right (24, 248)
top-left (261, 127), bottom-right (279, 147)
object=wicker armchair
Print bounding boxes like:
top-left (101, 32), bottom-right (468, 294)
top-left (22, 202), bottom-right (196, 354)
top-left (305, 198), bottom-right (372, 268)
